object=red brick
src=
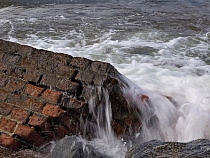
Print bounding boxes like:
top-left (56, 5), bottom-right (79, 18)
top-left (15, 124), bottom-right (46, 146)
top-left (6, 79), bottom-right (25, 92)
top-left (0, 134), bottom-right (22, 151)
top-left (28, 115), bottom-right (47, 127)
top-left (40, 74), bottom-right (58, 88)
top-left (0, 102), bottom-right (13, 116)
top-left (42, 104), bottom-right (65, 117)
top-left (57, 79), bottom-right (80, 94)
top-left (25, 98), bottom-right (44, 112)
top-left (0, 118), bottom-right (17, 133)
top-left (24, 84), bottom-right (44, 97)
top-left (41, 89), bottom-right (62, 104)
top-left (0, 88), bottom-right (9, 101)
top-left (11, 109), bottom-right (30, 122)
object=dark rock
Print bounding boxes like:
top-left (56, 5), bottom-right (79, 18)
top-left (51, 136), bottom-right (110, 158)
top-left (125, 139), bottom-right (210, 158)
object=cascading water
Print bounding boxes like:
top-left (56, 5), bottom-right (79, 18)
top-left (0, 0), bottom-right (210, 157)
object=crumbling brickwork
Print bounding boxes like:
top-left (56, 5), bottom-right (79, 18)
top-left (0, 39), bottom-right (141, 152)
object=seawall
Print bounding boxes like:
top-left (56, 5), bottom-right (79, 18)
top-left (0, 39), bottom-right (141, 153)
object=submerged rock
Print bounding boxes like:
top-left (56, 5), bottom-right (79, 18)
top-left (51, 136), bottom-right (110, 158)
top-left (125, 139), bottom-right (210, 158)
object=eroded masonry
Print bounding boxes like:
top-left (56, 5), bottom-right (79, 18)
top-left (0, 39), bottom-right (141, 152)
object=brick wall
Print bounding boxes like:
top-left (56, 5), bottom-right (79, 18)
top-left (0, 39), bottom-right (141, 152)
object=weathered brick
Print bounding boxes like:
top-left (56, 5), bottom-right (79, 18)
top-left (15, 124), bottom-right (46, 146)
top-left (41, 89), bottom-right (62, 104)
top-left (56, 79), bottom-right (80, 95)
top-left (0, 73), bottom-right (8, 87)
top-left (11, 109), bottom-right (30, 123)
top-left (48, 124), bottom-right (68, 139)
top-left (25, 98), bottom-right (44, 112)
top-left (42, 104), bottom-right (65, 117)
top-left (5, 66), bottom-right (26, 78)
top-left (0, 63), bottom-right (7, 73)
top-left (2, 53), bottom-right (22, 64)
top-left (75, 70), bottom-right (94, 85)
top-left (22, 69), bottom-right (41, 83)
top-left (18, 60), bottom-right (37, 69)
top-left (51, 53), bottom-right (72, 65)
top-left (39, 74), bottom-right (58, 88)
top-left (6, 79), bottom-right (25, 92)
top-left (0, 102), bottom-right (13, 116)
top-left (0, 134), bottom-right (22, 151)
top-left (28, 115), bottom-right (47, 127)
top-left (24, 84), bottom-right (44, 97)
top-left (0, 51), bottom-right (5, 60)
top-left (6, 94), bottom-right (27, 107)
top-left (112, 121), bottom-right (125, 136)
top-left (62, 97), bottom-right (85, 110)
top-left (70, 57), bottom-right (92, 69)
top-left (17, 45), bottom-right (35, 58)
top-left (58, 113), bottom-right (80, 134)
top-left (0, 118), bottom-right (17, 133)
top-left (0, 88), bottom-right (9, 101)
top-left (0, 40), bottom-right (21, 53)
top-left (90, 61), bottom-right (110, 75)
top-left (55, 64), bottom-right (76, 78)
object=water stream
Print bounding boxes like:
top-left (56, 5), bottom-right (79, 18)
top-left (0, 0), bottom-right (210, 157)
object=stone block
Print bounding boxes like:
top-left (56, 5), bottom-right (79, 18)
top-left (15, 124), bottom-right (46, 146)
top-left (41, 89), bottom-right (62, 104)
top-left (0, 102), bottom-right (13, 116)
top-left (0, 118), bottom-right (17, 133)
top-left (11, 109), bottom-right (30, 123)
top-left (24, 84), bottom-right (44, 97)
top-left (42, 104), bottom-right (65, 118)
top-left (0, 134), bottom-right (22, 151)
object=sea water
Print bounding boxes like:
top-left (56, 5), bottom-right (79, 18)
top-left (0, 0), bottom-right (210, 157)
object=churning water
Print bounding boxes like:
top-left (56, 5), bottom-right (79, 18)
top-left (0, 0), bottom-right (210, 157)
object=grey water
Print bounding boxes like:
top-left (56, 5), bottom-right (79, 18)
top-left (0, 0), bottom-right (210, 157)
